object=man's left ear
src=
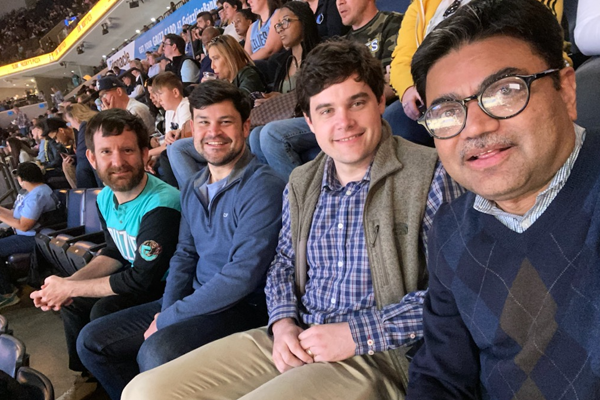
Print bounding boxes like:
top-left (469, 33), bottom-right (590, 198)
top-left (378, 93), bottom-right (386, 115)
top-left (142, 147), bottom-right (150, 163)
top-left (559, 67), bottom-right (577, 121)
top-left (242, 118), bottom-right (251, 138)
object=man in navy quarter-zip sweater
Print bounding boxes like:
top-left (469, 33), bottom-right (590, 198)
top-left (76, 80), bottom-right (285, 400)
top-left (406, 0), bottom-right (600, 399)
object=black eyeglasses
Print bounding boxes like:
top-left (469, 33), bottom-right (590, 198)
top-left (162, 41), bottom-right (173, 46)
top-left (418, 68), bottom-right (560, 140)
top-left (274, 17), bottom-right (299, 33)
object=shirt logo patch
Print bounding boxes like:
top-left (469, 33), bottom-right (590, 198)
top-left (139, 240), bottom-right (163, 262)
top-left (223, 213), bottom-right (229, 218)
top-left (367, 39), bottom-right (379, 52)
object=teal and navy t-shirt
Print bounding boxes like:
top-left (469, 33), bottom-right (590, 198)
top-left (97, 173), bottom-right (182, 296)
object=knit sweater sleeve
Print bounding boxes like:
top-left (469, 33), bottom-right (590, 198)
top-left (406, 204), bottom-right (481, 399)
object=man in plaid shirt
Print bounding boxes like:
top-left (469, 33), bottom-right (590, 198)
top-left (122, 38), bottom-right (463, 400)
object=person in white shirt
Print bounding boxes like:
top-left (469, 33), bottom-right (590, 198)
top-left (149, 71), bottom-right (191, 159)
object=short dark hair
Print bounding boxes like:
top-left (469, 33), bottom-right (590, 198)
top-left (197, 11), bottom-right (213, 23)
top-left (44, 117), bottom-right (68, 137)
top-left (297, 38), bottom-right (384, 119)
top-left (411, 0), bottom-right (564, 104)
top-left (188, 80), bottom-right (251, 123)
top-left (223, 0), bottom-right (241, 10)
top-left (85, 109), bottom-right (150, 153)
top-left (164, 33), bottom-right (185, 55)
top-left (16, 162), bottom-right (44, 184)
top-left (236, 8), bottom-right (256, 22)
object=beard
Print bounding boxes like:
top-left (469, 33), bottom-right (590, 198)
top-left (97, 161), bottom-right (146, 192)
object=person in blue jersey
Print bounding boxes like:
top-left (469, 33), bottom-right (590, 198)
top-left (75, 80), bottom-right (286, 400)
top-left (405, 0), bottom-right (600, 399)
top-left (31, 109), bottom-right (182, 400)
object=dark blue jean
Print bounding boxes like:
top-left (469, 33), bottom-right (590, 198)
top-left (0, 234), bottom-right (36, 294)
top-left (382, 100), bottom-right (434, 148)
top-left (77, 294), bottom-right (268, 400)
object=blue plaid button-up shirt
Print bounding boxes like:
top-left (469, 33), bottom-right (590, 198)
top-left (266, 157), bottom-right (464, 355)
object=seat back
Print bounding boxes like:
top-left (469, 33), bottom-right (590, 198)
top-left (0, 334), bottom-right (26, 377)
top-left (376, 0), bottom-right (410, 13)
top-left (16, 366), bottom-right (55, 400)
top-left (66, 189), bottom-right (86, 228)
top-left (83, 188), bottom-right (102, 234)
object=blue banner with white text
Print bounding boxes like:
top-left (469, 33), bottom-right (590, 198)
top-left (133, 0), bottom-right (216, 59)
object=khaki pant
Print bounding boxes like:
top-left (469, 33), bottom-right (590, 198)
top-left (122, 327), bottom-right (405, 400)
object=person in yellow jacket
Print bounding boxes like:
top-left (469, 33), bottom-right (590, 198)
top-left (390, 0), bottom-right (565, 121)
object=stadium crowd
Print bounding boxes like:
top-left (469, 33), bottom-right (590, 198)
top-left (0, 0), bottom-right (98, 66)
top-left (1, 0), bottom-right (600, 399)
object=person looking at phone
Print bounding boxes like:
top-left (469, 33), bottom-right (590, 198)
top-left (0, 162), bottom-right (61, 310)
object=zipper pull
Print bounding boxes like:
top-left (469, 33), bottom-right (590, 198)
top-left (371, 224), bottom-right (379, 246)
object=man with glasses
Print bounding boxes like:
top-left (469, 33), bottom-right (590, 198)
top-left (162, 33), bottom-right (201, 85)
top-left (98, 76), bottom-right (155, 136)
top-left (406, 0), bottom-right (600, 399)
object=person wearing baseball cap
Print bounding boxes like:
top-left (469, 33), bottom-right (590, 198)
top-left (97, 75), bottom-right (155, 136)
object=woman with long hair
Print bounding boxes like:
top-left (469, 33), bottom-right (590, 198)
top-left (208, 35), bottom-right (267, 95)
top-left (261, 1), bottom-right (320, 97)
top-left (64, 104), bottom-right (102, 188)
top-left (249, 2), bottom-right (320, 165)
top-left (244, 0), bottom-right (283, 60)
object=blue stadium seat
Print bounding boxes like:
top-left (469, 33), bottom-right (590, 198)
top-left (49, 188), bottom-right (104, 276)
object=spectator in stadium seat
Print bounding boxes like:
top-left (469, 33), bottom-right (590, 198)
top-left (199, 27), bottom-right (219, 76)
top-left (196, 11), bottom-right (215, 32)
top-left (51, 86), bottom-right (65, 106)
top-left (6, 137), bottom-right (35, 169)
top-left (122, 38), bottom-right (462, 400)
top-left (165, 35), bottom-right (267, 185)
top-left (98, 75), bottom-right (155, 136)
top-left (0, 162), bottom-right (60, 310)
top-left (64, 104), bottom-right (103, 188)
top-left (207, 35), bottom-right (267, 95)
top-left (146, 53), bottom-right (162, 78)
top-left (148, 72), bottom-right (191, 185)
top-left (163, 33), bottom-right (201, 85)
top-left (122, 72), bottom-right (144, 99)
top-left (222, 0), bottom-right (243, 42)
top-left (248, 1), bottom-right (320, 160)
top-left (244, 0), bottom-right (283, 60)
top-left (77, 80), bottom-right (285, 400)
top-left (405, 0), bottom-right (600, 398)
top-left (250, 0), bottom-right (402, 180)
top-left (31, 109), bottom-right (181, 400)
top-left (32, 120), bottom-right (47, 164)
top-left (233, 8), bottom-right (256, 48)
top-left (40, 118), bottom-right (69, 188)
top-left (305, 0), bottom-right (348, 39)
top-left (12, 106), bottom-right (30, 137)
